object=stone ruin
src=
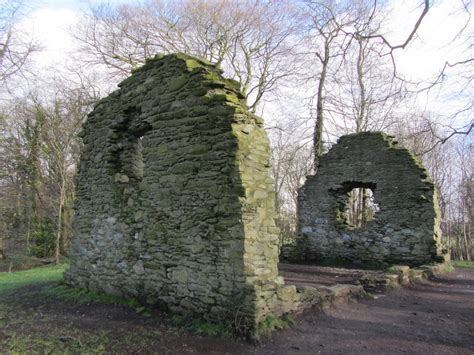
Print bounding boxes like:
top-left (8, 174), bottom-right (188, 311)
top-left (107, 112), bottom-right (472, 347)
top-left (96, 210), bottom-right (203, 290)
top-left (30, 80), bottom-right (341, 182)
top-left (65, 54), bottom-right (306, 333)
top-left (66, 53), bottom-right (444, 334)
top-left (295, 132), bottom-right (444, 267)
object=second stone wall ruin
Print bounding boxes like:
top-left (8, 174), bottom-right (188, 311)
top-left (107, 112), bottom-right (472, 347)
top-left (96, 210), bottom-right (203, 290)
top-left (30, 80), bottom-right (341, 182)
top-left (295, 132), bottom-right (444, 267)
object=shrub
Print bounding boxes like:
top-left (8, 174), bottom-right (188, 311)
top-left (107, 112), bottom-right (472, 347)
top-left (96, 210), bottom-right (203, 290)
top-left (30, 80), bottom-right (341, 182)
top-left (29, 217), bottom-right (55, 258)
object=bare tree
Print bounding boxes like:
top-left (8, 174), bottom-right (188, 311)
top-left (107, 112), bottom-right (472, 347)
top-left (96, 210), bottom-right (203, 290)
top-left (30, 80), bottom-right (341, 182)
top-left (37, 89), bottom-right (91, 263)
top-left (392, 112), bottom-right (473, 260)
top-left (270, 124), bottom-right (314, 249)
top-left (0, 74), bottom-right (98, 262)
top-left (304, 0), bottom-right (412, 169)
top-left (73, 0), bottom-right (303, 111)
top-left (0, 0), bottom-right (39, 90)
top-left (403, 1), bottom-right (473, 153)
top-left (303, 1), bottom-right (407, 227)
top-left (303, 1), bottom-right (352, 169)
top-left (456, 141), bottom-right (473, 260)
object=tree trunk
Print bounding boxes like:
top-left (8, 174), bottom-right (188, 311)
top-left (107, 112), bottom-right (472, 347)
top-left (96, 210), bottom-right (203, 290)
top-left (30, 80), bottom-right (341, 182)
top-left (463, 222), bottom-right (471, 261)
top-left (313, 42), bottom-right (329, 170)
top-left (55, 177), bottom-right (66, 265)
top-left (26, 209), bottom-right (31, 254)
top-left (0, 237), bottom-right (5, 259)
top-left (361, 188), bottom-right (369, 226)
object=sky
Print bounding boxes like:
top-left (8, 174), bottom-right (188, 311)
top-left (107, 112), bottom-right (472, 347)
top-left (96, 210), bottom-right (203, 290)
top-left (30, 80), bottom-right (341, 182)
top-left (389, 1), bottom-right (470, 78)
top-left (386, 1), bottom-right (473, 125)
top-left (18, 0), bottom-right (133, 67)
top-left (12, 0), bottom-right (474, 129)
top-left (19, 1), bottom-right (470, 69)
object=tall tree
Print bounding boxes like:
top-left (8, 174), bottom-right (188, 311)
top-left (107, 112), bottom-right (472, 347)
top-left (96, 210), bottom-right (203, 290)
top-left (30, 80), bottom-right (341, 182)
top-left (0, 0), bottom-right (39, 91)
top-left (304, 1), bottom-right (351, 169)
top-left (0, 76), bottom-right (97, 261)
top-left (73, 0), bottom-right (302, 112)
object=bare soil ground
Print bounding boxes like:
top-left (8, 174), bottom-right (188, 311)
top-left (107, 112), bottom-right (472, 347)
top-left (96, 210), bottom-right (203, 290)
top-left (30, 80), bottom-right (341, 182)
top-left (279, 263), bottom-right (380, 287)
top-left (262, 267), bottom-right (474, 354)
top-left (1, 267), bottom-right (473, 354)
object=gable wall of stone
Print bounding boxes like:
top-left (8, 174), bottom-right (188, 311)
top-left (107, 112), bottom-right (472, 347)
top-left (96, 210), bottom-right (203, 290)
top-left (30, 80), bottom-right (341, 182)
top-left (65, 54), bottom-right (282, 329)
top-left (296, 132), bottom-right (443, 267)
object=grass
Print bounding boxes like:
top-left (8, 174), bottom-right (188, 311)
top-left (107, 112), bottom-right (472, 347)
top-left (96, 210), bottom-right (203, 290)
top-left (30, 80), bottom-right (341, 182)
top-left (0, 265), bottom-right (155, 353)
top-left (0, 265), bottom-right (254, 353)
top-left (0, 264), bottom-right (297, 344)
top-left (452, 260), bottom-right (474, 269)
top-left (3, 330), bottom-right (108, 354)
top-left (0, 264), bottom-right (233, 337)
top-left (0, 263), bottom-right (66, 296)
top-left (0, 262), bottom-right (139, 308)
top-left (256, 314), bottom-right (294, 339)
top-left (385, 265), bottom-right (402, 274)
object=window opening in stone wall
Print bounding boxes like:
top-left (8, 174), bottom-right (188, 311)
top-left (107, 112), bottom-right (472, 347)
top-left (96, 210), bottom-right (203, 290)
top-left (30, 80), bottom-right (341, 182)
top-left (332, 182), bottom-right (380, 229)
top-left (131, 135), bottom-right (145, 181)
top-left (345, 188), bottom-right (379, 228)
top-left (111, 106), bottom-right (151, 185)
top-left (113, 132), bottom-right (146, 183)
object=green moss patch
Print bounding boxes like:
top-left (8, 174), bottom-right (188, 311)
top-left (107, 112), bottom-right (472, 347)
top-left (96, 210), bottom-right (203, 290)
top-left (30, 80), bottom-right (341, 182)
top-left (168, 314), bottom-right (233, 337)
top-left (452, 260), bottom-right (474, 269)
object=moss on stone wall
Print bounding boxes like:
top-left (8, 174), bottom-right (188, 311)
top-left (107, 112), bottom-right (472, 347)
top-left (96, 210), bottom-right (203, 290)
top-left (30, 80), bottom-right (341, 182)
top-left (65, 53), bottom-right (284, 333)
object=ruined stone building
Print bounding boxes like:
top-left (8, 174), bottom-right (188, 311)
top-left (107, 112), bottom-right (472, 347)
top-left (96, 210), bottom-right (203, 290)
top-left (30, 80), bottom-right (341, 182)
top-left (65, 54), bottom-right (305, 332)
top-left (296, 132), bottom-right (444, 267)
top-left (66, 54), bottom-right (443, 333)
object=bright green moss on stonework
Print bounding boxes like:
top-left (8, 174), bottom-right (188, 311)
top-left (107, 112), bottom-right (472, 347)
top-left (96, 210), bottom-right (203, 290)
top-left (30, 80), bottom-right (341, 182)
top-left (65, 53), bottom-right (292, 336)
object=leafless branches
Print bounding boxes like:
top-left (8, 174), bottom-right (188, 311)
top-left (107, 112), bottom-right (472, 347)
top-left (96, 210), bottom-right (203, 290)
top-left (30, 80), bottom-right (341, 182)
top-left (73, 0), bottom-right (303, 111)
top-left (358, 0), bottom-right (430, 54)
top-left (414, 121), bottom-right (474, 156)
top-left (0, 0), bottom-right (40, 90)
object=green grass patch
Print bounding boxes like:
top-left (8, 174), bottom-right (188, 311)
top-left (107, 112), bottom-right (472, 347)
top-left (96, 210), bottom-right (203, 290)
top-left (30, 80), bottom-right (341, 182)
top-left (41, 284), bottom-right (139, 308)
top-left (452, 260), bottom-right (474, 269)
top-left (0, 264), bottom-right (66, 296)
top-left (435, 261), bottom-right (454, 273)
top-left (0, 262), bottom-right (139, 309)
top-left (256, 314), bottom-right (294, 339)
top-left (3, 329), bottom-right (108, 354)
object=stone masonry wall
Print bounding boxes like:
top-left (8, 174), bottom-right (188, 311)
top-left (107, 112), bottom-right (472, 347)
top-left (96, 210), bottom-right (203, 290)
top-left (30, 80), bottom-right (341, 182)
top-left (296, 132), bottom-right (444, 267)
top-left (65, 54), bottom-right (286, 331)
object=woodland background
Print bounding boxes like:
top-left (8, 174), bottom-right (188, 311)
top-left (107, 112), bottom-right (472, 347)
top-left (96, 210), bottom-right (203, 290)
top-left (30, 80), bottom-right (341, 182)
top-left (0, 0), bottom-right (472, 265)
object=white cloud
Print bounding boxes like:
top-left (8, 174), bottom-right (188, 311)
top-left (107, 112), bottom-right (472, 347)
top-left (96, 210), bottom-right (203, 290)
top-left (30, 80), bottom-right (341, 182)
top-left (392, 0), bottom-right (471, 81)
top-left (18, 7), bottom-right (79, 69)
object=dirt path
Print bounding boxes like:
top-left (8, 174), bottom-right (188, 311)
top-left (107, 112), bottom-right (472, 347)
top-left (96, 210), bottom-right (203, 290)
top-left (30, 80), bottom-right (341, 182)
top-left (279, 263), bottom-right (370, 287)
top-left (1, 268), bottom-right (473, 354)
top-left (261, 267), bottom-right (474, 354)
